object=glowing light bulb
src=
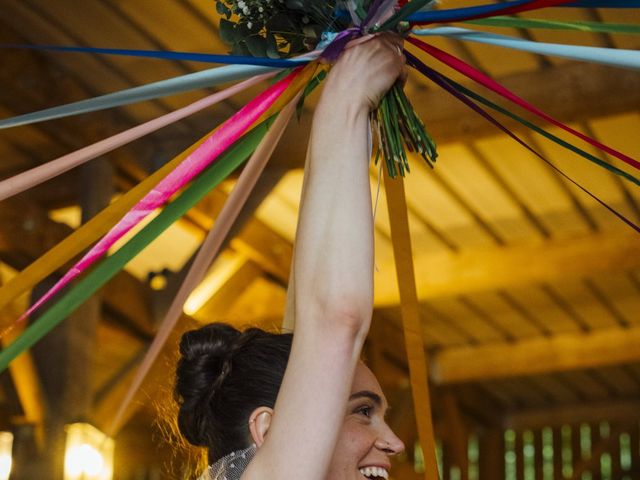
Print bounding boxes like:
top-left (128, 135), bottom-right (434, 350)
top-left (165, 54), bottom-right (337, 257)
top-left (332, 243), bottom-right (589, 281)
top-left (0, 454), bottom-right (12, 480)
top-left (64, 443), bottom-right (104, 477)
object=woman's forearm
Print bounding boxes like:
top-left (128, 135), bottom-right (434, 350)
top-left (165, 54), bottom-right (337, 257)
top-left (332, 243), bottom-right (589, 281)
top-left (293, 83), bottom-right (374, 336)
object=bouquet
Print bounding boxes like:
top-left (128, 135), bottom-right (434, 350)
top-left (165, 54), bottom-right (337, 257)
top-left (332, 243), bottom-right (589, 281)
top-left (215, 0), bottom-right (438, 177)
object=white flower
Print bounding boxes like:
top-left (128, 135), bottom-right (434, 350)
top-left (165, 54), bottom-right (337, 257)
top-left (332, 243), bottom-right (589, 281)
top-left (243, 6), bottom-right (250, 14)
top-left (258, 6), bottom-right (264, 12)
top-left (247, 21), bottom-right (253, 28)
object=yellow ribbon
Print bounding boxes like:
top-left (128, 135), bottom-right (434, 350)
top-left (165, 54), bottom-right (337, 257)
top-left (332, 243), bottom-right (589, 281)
top-left (0, 63), bottom-right (319, 336)
top-left (383, 170), bottom-right (439, 480)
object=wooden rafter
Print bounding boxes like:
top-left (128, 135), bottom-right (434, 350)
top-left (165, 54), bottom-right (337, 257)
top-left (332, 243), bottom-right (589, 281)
top-left (505, 397), bottom-right (640, 431)
top-left (432, 325), bottom-right (640, 384)
top-left (373, 230), bottom-right (640, 306)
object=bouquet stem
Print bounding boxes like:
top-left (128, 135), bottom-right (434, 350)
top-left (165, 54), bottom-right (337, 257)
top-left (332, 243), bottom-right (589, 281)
top-left (371, 82), bottom-right (437, 178)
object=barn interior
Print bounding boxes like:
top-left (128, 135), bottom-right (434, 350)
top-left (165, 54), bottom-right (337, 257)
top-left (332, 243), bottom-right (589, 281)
top-left (0, 1), bottom-right (639, 479)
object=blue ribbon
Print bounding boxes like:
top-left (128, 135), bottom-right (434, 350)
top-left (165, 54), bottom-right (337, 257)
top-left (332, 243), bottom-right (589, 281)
top-left (0, 63), bottom-right (301, 129)
top-left (0, 44), bottom-right (303, 68)
top-left (412, 27), bottom-right (640, 70)
top-left (406, 0), bottom-right (640, 24)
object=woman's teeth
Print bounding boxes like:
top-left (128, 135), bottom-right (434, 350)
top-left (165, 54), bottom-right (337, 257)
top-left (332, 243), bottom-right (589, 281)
top-left (359, 467), bottom-right (389, 479)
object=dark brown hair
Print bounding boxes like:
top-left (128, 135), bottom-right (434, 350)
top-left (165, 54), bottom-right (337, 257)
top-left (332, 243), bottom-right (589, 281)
top-left (174, 323), bottom-right (292, 464)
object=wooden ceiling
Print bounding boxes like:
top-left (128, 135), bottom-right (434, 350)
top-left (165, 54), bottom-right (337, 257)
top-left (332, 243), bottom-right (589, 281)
top-left (0, 0), bottom-right (639, 476)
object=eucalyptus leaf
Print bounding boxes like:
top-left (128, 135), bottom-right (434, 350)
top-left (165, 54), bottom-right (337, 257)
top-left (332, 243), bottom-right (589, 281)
top-left (285, 0), bottom-right (305, 10)
top-left (231, 40), bottom-right (251, 56)
top-left (219, 18), bottom-right (236, 44)
top-left (266, 33), bottom-right (281, 59)
top-left (246, 35), bottom-right (268, 57)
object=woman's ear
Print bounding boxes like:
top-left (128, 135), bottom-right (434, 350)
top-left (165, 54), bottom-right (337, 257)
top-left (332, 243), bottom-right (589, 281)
top-left (248, 406), bottom-right (274, 447)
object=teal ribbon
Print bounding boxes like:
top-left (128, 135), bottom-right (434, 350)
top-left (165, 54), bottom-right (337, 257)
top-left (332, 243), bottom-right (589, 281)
top-left (0, 64), bottom-right (279, 129)
top-left (412, 27), bottom-right (640, 70)
top-left (465, 16), bottom-right (640, 35)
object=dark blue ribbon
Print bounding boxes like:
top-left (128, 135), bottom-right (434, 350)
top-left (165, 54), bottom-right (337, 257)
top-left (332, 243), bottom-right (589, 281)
top-left (0, 44), bottom-right (304, 68)
top-left (406, 0), bottom-right (640, 24)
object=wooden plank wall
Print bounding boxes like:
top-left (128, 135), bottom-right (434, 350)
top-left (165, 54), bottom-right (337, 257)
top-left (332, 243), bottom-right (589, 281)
top-left (414, 419), bottom-right (640, 480)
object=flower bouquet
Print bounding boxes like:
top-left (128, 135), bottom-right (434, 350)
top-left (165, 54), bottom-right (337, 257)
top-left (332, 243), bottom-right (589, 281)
top-left (215, 0), bottom-right (439, 177)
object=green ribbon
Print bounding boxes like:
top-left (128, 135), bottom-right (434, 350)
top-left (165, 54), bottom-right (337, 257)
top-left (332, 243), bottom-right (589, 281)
top-left (443, 77), bottom-right (640, 187)
top-left (465, 16), bottom-right (640, 35)
top-left (0, 115), bottom-right (275, 373)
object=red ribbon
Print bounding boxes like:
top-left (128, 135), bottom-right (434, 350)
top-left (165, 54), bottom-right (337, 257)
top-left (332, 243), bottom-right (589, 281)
top-left (407, 37), bottom-right (640, 172)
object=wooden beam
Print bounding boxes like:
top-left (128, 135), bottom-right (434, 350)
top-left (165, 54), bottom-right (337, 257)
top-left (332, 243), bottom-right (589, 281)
top-left (505, 397), bottom-right (640, 431)
top-left (441, 390), bottom-right (469, 480)
top-left (432, 326), bottom-right (640, 384)
top-left (272, 61), bottom-right (640, 170)
top-left (0, 306), bottom-right (47, 449)
top-left (570, 423), bottom-right (629, 480)
top-left (90, 315), bottom-right (197, 433)
top-left (0, 198), bottom-right (156, 334)
top-left (374, 230), bottom-right (640, 306)
top-left (116, 158), bottom-right (293, 285)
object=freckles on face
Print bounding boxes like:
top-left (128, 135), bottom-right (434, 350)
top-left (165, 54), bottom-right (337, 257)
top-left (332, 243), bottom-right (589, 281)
top-left (324, 362), bottom-right (394, 480)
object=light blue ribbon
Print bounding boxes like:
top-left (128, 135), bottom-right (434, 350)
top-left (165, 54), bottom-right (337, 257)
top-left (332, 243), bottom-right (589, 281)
top-left (0, 63), bottom-right (280, 129)
top-left (412, 27), bottom-right (640, 70)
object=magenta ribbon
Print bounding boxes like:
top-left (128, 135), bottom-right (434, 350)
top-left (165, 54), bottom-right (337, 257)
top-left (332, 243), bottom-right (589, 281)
top-left (408, 37), bottom-right (640, 172)
top-left (20, 68), bottom-right (301, 321)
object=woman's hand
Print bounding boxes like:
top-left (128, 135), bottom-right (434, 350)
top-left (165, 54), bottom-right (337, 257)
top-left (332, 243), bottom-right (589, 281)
top-left (324, 33), bottom-right (406, 112)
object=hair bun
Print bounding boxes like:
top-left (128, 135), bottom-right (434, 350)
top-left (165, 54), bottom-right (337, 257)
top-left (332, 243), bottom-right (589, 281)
top-left (175, 323), bottom-right (241, 446)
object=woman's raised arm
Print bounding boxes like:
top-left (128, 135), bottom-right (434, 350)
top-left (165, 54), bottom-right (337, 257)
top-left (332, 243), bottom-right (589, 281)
top-left (243, 35), bottom-right (404, 480)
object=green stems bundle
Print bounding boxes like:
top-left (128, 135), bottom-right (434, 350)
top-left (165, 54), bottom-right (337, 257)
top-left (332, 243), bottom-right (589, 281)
top-left (371, 81), bottom-right (437, 178)
top-left (369, 0), bottom-right (438, 177)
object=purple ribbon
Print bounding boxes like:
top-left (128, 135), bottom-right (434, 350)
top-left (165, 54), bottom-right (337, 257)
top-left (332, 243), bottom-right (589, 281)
top-left (405, 50), bottom-right (640, 234)
top-left (321, 27), bottom-right (360, 62)
top-left (321, 0), bottom-right (397, 61)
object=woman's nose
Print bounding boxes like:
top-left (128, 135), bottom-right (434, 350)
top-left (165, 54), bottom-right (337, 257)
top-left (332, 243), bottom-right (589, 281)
top-left (376, 427), bottom-right (405, 455)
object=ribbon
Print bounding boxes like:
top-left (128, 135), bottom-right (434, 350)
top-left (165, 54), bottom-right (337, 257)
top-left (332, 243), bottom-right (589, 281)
top-left (0, 63), bottom-right (281, 129)
top-left (408, 0), bottom-right (577, 25)
top-left (0, 73), bottom-right (274, 201)
top-left (434, 70), bottom-right (640, 188)
top-left (465, 16), bottom-right (640, 35)
top-left (107, 85), bottom-right (307, 437)
top-left (0, 44), bottom-right (304, 68)
top-left (19, 68), bottom-right (301, 321)
top-left (384, 171), bottom-right (439, 480)
top-left (0, 119), bottom-right (231, 335)
top-left (407, 37), bottom-right (640, 172)
top-left (0, 116), bottom-right (276, 373)
top-left (412, 27), bottom-right (640, 70)
top-left (405, 51), bottom-right (640, 233)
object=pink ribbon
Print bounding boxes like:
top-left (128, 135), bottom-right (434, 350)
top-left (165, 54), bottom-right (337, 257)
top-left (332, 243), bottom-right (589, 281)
top-left (21, 68), bottom-right (300, 321)
top-left (0, 73), bottom-right (274, 202)
top-left (106, 93), bottom-right (301, 437)
top-left (408, 37), bottom-right (640, 172)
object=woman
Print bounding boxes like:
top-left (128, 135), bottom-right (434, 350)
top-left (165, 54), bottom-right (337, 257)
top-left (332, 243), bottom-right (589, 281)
top-left (175, 34), bottom-right (407, 480)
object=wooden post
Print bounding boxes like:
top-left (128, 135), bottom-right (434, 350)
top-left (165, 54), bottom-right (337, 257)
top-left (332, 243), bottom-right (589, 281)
top-left (515, 431), bottom-right (524, 480)
top-left (442, 390), bottom-right (469, 480)
top-left (630, 422), bottom-right (640, 476)
top-left (572, 425), bottom-right (582, 478)
top-left (534, 429), bottom-right (543, 480)
top-left (479, 427), bottom-right (504, 480)
top-left (552, 427), bottom-right (563, 480)
top-left (27, 159), bottom-right (113, 479)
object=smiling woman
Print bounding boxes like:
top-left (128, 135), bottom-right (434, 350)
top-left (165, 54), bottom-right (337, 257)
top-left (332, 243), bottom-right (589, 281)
top-left (172, 34), bottom-right (407, 480)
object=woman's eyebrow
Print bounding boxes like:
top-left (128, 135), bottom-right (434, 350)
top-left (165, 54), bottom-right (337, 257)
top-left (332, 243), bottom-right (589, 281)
top-left (349, 390), bottom-right (383, 407)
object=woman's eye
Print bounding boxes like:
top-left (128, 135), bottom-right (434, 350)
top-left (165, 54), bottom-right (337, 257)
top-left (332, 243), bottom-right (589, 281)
top-left (356, 406), bottom-right (372, 417)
